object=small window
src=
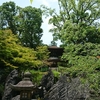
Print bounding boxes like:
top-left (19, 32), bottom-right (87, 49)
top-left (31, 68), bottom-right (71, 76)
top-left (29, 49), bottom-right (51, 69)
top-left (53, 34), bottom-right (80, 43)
top-left (22, 92), bottom-right (28, 98)
top-left (25, 93), bottom-right (27, 98)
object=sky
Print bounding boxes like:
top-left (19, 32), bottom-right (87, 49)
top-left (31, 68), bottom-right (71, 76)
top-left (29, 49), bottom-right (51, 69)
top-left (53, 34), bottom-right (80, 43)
top-left (0, 0), bottom-right (60, 46)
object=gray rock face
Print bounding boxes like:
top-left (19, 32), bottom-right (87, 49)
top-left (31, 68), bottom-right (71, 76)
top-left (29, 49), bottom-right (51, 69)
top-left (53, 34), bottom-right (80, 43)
top-left (40, 69), bottom-right (54, 92)
top-left (2, 69), bottom-right (19, 100)
top-left (11, 95), bottom-right (20, 100)
top-left (43, 74), bottom-right (90, 100)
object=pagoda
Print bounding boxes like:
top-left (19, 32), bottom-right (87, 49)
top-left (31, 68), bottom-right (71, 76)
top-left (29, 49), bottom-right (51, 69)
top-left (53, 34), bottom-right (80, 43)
top-left (47, 46), bottom-right (64, 69)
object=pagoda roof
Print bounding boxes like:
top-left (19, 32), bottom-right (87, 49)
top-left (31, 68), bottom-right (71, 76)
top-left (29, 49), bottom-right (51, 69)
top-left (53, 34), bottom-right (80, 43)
top-left (47, 57), bottom-right (61, 62)
top-left (48, 46), bottom-right (64, 57)
top-left (48, 46), bottom-right (64, 49)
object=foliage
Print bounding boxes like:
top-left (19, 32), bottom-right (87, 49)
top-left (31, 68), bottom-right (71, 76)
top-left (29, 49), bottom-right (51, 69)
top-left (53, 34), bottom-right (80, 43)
top-left (36, 46), bottom-right (49, 60)
top-left (49, 40), bottom-right (57, 46)
top-left (52, 70), bottom-right (61, 78)
top-left (59, 43), bottom-right (100, 94)
top-left (36, 46), bottom-right (49, 61)
top-left (60, 23), bottom-right (100, 45)
top-left (62, 56), bottom-right (100, 95)
top-left (30, 0), bottom-right (33, 4)
top-left (41, 0), bottom-right (100, 45)
top-left (0, 30), bottom-right (46, 71)
top-left (62, 43), bottom-right (100, 61)
top-left (29, 70), bottom-right (47, 85)
top-left (18, 6), bottom-right (43, 49)
top-left (0, 1), bottom-right (17, 33)
top-left (0, 84), bottom-right (4, 96)
top-left (41, 0), bottom-right (100, 96)
top-left (0, 1), bottom-right (43, 49)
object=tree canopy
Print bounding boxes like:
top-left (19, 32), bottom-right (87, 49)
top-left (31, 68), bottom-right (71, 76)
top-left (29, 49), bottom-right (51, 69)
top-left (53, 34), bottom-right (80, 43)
top-left (19, 6), bottom-right (43, 48)
top-left (42, 0), bottom-right (100, 45)
top-left (0, 1), bottom-right (43, 49)
top-left (0, 30), bottom-right (48, 71)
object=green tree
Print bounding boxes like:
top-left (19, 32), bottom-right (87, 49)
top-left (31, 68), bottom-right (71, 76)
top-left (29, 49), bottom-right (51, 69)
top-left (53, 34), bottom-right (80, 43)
top-left (0, 1), bottom-right (18, 34)
top-left (19, 6), bottom-right (43, 49)
top-left (0, 30), bottom-right (44, 71)
top-left (0, 2), bottom-right (43, 49)
top-left (50, 40), bottom-right (57, 46)
top-left (41, 0), bottom-right (100, 45)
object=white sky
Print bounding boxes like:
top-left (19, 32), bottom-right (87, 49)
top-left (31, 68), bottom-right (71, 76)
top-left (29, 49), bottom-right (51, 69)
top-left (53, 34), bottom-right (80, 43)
top-left (0, 0), bottom-right (60, 46)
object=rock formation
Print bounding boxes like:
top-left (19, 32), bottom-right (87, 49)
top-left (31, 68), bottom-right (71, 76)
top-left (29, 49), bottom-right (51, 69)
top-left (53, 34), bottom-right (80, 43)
top-left (40, 69), bottom-right (54, 92)
top-left (43, 74), bottom-right (90, 100)
top-left (2, 69), bottom-right (98, 100)
top-left (11, 95), bottom-right (20, 100)
top-left (2, 69), bottom-right (19, 100)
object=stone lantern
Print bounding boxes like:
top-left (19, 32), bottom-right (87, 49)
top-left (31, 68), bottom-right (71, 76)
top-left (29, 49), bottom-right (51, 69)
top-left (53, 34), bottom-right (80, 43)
top-left (10, 72), bottom-right (35, 100)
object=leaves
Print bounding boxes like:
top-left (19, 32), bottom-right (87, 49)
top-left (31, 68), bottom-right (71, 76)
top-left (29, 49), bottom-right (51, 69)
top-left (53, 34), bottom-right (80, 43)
top-left (0, 30), bottom-right (48, 71)
top-left (60, 42), bottom-right (100, 94)
top-left (19, 6), bottom-right (43, 48)
top-left (30, 0), bottom-right (33, 4)
top-left (41, 0), bottom-right (100, 45)
top-left (0, 1), bottom-right (43, 49)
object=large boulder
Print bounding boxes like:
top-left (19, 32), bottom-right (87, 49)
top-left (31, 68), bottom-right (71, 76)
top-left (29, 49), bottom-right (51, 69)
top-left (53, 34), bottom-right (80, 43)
top-left (43, 74), bottom-right (90, 100)
top-left (2, 69), bottom-right (19, 100)
top-left (40, 69), bottom-right (54, 92)
top-left (11, 95), bottom-right (20, 100)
